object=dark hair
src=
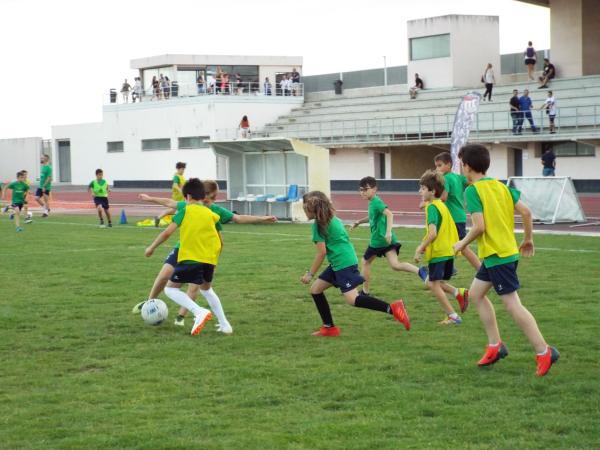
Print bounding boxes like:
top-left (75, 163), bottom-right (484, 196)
top-left (548, 90), bottom-right (553, 95)
top-left (359, 176), bottom-right (377, 189)
top-left (182, 178), bottom-right (205, 200)
top-left (303, 191), bottom-right (335, 238)
top-left (544, 58), bottom-right (549, 62)
top-left (460, 144), bottom-right (490, 174)
top-left (176, 162), bottom-right (186, 170)
top-left (17, 170), bottom-right (24, 177)
top-left (95, 168), bottom-right (103, 175)
top-left (434, 152), bottom-right (453, 165)
top-left (528, 41), bottom-right (533, 46)
top-left (419, 170), bottom-right (445, 198)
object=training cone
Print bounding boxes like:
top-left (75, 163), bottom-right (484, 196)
top-left (120, 209), bottom-right (128, 224)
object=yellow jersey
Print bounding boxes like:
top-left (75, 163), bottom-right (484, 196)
top-left (173, 203), bottom-right (221, 265)
top-left (423, 199), bottom-right (458, 262)
top-left (172, 173), bottom-right (186, 201)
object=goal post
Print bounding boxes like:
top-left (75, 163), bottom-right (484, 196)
top-left (506, 176), bottom-right (587, 224)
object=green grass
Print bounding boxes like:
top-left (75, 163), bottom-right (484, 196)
top-left (1, 215), bottom-right (599, 449)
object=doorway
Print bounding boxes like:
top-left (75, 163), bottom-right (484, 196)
top-left (57, 140), bottom-right (71, 183)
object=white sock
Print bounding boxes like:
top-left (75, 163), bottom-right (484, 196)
top-left (537, 346), bottom-right (549, 356)
top-left (453, 288), bottom-right (459, 297)
top-left (449, 312), bottom-right (459, 320)
top-left (200, 288), bottom-right (228, 325)
top-left (164, 287), bottom-right (203, 317)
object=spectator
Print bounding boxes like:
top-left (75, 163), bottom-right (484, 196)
top-left (279, 74), bottom-right (288, 96)
top-left (207, 72), bottom-right (216, 94)
top-left (264, 77), bottom-right (272, 96)
top-left (539, 90), bottom-right (557, 134)
top-left (196, 74), bottom-right (205, 94)
top-left (524, 41), bottom-right (537, 81)
top-left (161, 75), bottom-right (171, 99)
top-left (541, 146), bottom-right (556, 176)
top-left (239, 115), bottom-right (250, 138)
top-left (482, 63), bottom-right (496, 102)
top-left (215, 67), bottom-right (223, 94)
top-left (222, 72), bottom-right (230, 95)
top-left (235, 73), bottom-right (243, 95)
top-left (409, 73), bottom-right (423, 99)
top-left (518, 88), bottom-right (538, 133)
top-left (132, 77), bottom-right (143, 102)
top-left (538, 58), bottom-right (556, 89)
top-left (151, 76), bottom-right (160, 100)
top-left (121, 79), bottom-right (132, 103)
top-left (509, 89), bottom-right (522, 135)
top-left (291, 67), bottom-right (300, 96)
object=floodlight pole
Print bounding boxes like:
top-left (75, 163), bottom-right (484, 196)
top-left (383, 56), bottom-right (388, 87)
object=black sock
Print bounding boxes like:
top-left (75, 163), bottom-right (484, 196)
top-left (311, 293), bottom-right (334, 327)
top-left (355, 294), bottom-right (391, 314)
top-left (176, 314), bottom-right (185, 321)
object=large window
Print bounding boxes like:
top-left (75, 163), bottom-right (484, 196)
top-left (410, 33), bottom-right (450, 61)
top-left (107, 141), bottom-right (124, 153)
top-left (142, 138), bottom-right (171, 151)
top-left (178, 136), bottom-right (210, 149)
top-left (551, 141), bottom-right (595, 157)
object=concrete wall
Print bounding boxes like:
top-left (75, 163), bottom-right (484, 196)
top-left (550, 0), bottom-right (583, 78)
top-left (329, 148), bottom-right (374, 180)
top-left (0, 137), bottom-right (43, 183)
top-left (390, 146), bottom-right (439, 178)
top-left (582, 0), bottom-right (600, 76)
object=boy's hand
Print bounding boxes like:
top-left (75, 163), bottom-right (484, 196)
top-left (145, 247), bottom-right (154, 257)
top-left (385, 231), bottom-right (392, 244)
top-left (414, 245), bottom-right (424, 263)
top-left (139, 194), bottom-right (151, 201)
top-left (519, 239), bottom-right (535, 257)
top-left (264, 216), bottom-right (277, 223)
top-left (453, 241), bottom-right (464, 256)
top-left (300, 272), bottom-right (313, 284)
top-left (349, 221), bottom-right (359, 231)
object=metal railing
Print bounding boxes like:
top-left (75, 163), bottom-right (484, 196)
top-left (106, 81), bottom-right (304, 105)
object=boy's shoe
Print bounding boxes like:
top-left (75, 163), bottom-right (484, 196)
top-left (191, 310), bottom-right (212, 336)
top-left (16, 226), bottom-right (23, 232)
top-left (390, 300), bottom-right (411, 331)
top-left (216, 322), bottom-right (233, 335)
top-left (24, 218), bottom-right (33, 224)
top-left (131, 301), bottom-right (145, 314)
top-left (9, 213), bottom-right (14, 220)
top-left (311, 326), bottom-right (340, 337)
top-left (99, 223), bottom-right (106, 228)
top-left (438, 315), bottom-right (462, 325)
top-left (42, 212), bottom-right (49, 218)
top-left (418, 266), bottom-right (428, 283)
top-left (536, 346), bottom-right (560, 377)
top-left (154, 216), bottom-right (160, 227)
top-left (478, 342), bottom-right (509, 366)
top-left (107, 223), bottom-right (113, 228)
top-left (173, 316), bottom-right (185, 327)
top-left (455, 288), bottom-right (469, 313)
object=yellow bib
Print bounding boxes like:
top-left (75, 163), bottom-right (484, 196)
top-left (473, 180), bottom-right (519, 259)
top-left (172, 174), bottom-right (186, 201)
top-left (423, 199), bottom-right (458, 261)
top-left (178, 203), bottom-right (221, 265)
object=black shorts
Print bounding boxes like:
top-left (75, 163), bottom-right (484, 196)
top-left (35, 188), bottom-right (50, 197)
top-left (164, 247), bottom-right (179, 266)
top-left (170, 262), bottom-right (215, 285)
top-left (475, 261), bottom-right (520, 296)
top-left (428, 259), bottom-right (454, 281)
top-left (318, 264), bottom-right (364, 293)
top-left (11, 202), bottom-right (24, 210)
top-left (93, 196), bottom-right (109, 210)
top-left (363, 243), bottom-right (401, 260)
top-left (525, 58), bottom-right (536, 65)
top-left (455, 222), bottom-right (467, 240)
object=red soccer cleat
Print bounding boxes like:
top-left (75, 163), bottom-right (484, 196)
top-left (455, 288), bottom-right (469, 313)
top-left (311, 326), bottom-right (341, 337)
top-left (478, 342), bottom-right (509, 366)
top-left (390, 300), bottom-right (411, 331)
top-left (536, 346), bottom-right (560, 377)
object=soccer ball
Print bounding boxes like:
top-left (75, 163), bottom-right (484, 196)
top-left (141, 299), bottom-right (168, 325)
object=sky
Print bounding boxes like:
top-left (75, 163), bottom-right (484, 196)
top-left (1, 0), bottom-right (549, 139)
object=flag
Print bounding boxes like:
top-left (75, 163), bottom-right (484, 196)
top-left (450, 92), bottom-right (482, 173)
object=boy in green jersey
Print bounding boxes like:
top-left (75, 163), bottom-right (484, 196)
top-left (35, 154), bottom-right (52, 217)
top-left (351, 177), bottom-right (426, 294)
top-left (6, 171), bottom-right (30, 232)
top-left (88, 169), bottom-right (112, 227)
top-left (434, 152), bottom-right (481, 270)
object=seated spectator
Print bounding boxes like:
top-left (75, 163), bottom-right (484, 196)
top-left (264, 77), bottom-right (272, 96)
top-left (409, 73), bottom-right (424, 99)
top-left (239, 115), bottom-right (250, 138)
top-left (538, 58), bottom-right (555, 88)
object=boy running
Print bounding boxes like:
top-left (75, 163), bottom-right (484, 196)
top-left (454, 144), bottom-right (559, 376)
top-left (88, 169), bottom-right (112, 227)
top-left (414, 170), bottom-right (469, 324)
top-left (155, 162), bottom-right (186, 227)
top-left (6, 171), bottom-right (30, 232)
top-left (36, 154), bottom-right (52, 217)
top-left (350, 177), bottom-right (427, 294)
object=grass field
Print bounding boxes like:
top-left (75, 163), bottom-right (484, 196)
top-left (1, 214), bottom-right (600, 449)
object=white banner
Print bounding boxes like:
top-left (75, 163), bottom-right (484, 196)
top-left (450, 92), bottom-right (481, 173)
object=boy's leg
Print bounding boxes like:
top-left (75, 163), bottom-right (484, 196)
top-left (104, 207), bottom-right (112, 223)
top-left (469, 278), bottom-right (501, 345)
top-left (149, 264), bottom-right (174, 299)
top-left (199, 283), bottom-right (231, 332)
top-left (361, 256), bottom-right (375, 294)
top-left (96, 205), bottom-right (104, 222)
top-left (14, 206), bottom-right (21, 228)
top-left (501, 291), bottom-right (547, 353)
top-left (428, 280), bottom-right (456, 316)
top-left (344, 287), bottom-right (410, 330)
top-left (310, 278), bottom-right (335, 327)
top-left (384, 250), bottom-right (419, 275)
top-left (164, 281), bottom-right (203, 315)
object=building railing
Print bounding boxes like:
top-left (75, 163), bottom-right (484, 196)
top-left (106, 81), bottom-right (304, 105)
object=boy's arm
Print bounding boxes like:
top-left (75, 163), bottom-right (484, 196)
top-left (350, 215), bottom-right (370, 230)
top-left (145, 223), bottom-right (177, 257)
top-left (301, 242), bottom-right (327, 284)
top-left (454, 212), bottom-right (485, 255)
top-left (414, 224), bottom-right (437, 263)
top-left (232, 214), bottom-right (277, 224)
top-left (139, 194), bottom-right (178, 209)
top-left (173, 182), bottom-right (183, 195)
top-left (383, 208), bottom-right (394, 243)
top-left (440, 190), bottom-right (449, 202)
top-left (514, 200), bottom-right (534, 257)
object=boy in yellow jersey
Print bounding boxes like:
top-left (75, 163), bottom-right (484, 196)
top-left (155, 162), bottom-right (186, 227)
top-left (88, 169), bottom-right (112, 227)
top-left (454, 144), bottom-right (558, 376)
top-left (145, 178), bottom-right (221, 336)
top-left (414, 170), bottom-right (469, 325)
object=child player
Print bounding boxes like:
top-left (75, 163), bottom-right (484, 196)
top-left (155, 161), bottom-right (186, 227)
top-left (301, 191), bottom-right (410, 336)
top-left (350, 176), bottom-right (427, 294)
top-left (88, 169), bottom-right (112, 228)
top-left (453, 144), bottom-right (559, 376)
top-left (5, 171), bottom-right (30, 232)
top-left (414, 170), bottom-right (469, 325)
top-left (20, 170), bottom-right (33, 224)
top-left (144, 178), bottom-right (220, 336)
top-left (434, 152), bottom-right (481, 270)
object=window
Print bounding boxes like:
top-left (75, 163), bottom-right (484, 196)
top-left (178, 136), bottom-right (210, 149)
top-left (551, 141), bottom-right (595, 157)
top-left (142, 138), bottom-right (171, 151)
top-left (410, 34), bottom-right (450, 61)
top-left (107, 141), bottom-right (124, 153)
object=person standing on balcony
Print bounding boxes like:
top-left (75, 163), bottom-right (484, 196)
top-left (264, 77), bottom-right (272, 96)
top-left (482, 63), bottom-right (495, 102)
top-left (541, 146), bottom-right (556, 176)
top-left (235, 73), bottom-right (243, 95)
top-left (518, 89), bottom-right (537, 133)
top-left (207, 73), bottom-right (215, 94)
top-left (239, 115), bottom-right (250, 138)
top-left (196, 74), bottom-right (205, 94)
top-left (215, 67), bottom-right (223, 94)
top-left (121, 79), bottom-right (132, 103)
top-left (222, 72), bottom-right (230, 95)
top-left (509, 89), bottom-right (522, 135)
top-left (133, 77), bottom-right (143, 102)
top-left (291, 68), bottom-right (301, 96)
top-left (151, 76), bottom-right (160, 100)
top-left (524, 41), bottom-right (537, 81)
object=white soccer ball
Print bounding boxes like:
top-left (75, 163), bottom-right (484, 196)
top-left (141, 299), bottom-right (168, 326)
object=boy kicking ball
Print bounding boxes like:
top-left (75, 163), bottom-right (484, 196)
top-left (454, 144), bottom-right (558, 376)
top-left (88, 169), bottom-right (112, 228)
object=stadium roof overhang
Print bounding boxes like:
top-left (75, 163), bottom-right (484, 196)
top-left (514, 0), bottom-right (549, 7)
top-left (208, 137), bottom-right (297, 155)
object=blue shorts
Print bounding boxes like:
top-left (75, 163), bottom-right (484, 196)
top-left (93, 197), bottom-right (109, 210)
top-left (318, 264), bottom-right (364, 293)
top-left (363, 243), bottom-right (401, 260)
top-left (428, 259), bottom-right (454, 281)
top-left (170, 262), bottom-right (215, 285)
top-left (455, 222), bottom-right (467, 240)
top-left (164, 247), bottom-right (179, 266)
top-left (35, 188), bottom-right (50, 197)
top-left (475, 261), bottom-right (520, 295)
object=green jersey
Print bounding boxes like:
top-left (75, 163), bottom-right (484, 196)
top-left (368, 195), bottom-right (398, 248)
top-left (8, 181), bottom-right (29, 204)
top-left (40, 165), bottom-right (52, 190)
top-left (89, 179), bottom-right (108, 197)
top-left (312, 216), bottom-right (358, 271)
top-left (443, 172), bottom-right (468, 224)
top-left (173, 201), bottom-right (235, 248)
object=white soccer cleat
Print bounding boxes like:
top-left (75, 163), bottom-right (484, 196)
top-left (191, 309), bottom-right (212, 336)
top-left (215, 322), bottom-right (233, 335)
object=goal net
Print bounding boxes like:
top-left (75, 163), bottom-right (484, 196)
top-left (506, 177), bottom-right (586, 224)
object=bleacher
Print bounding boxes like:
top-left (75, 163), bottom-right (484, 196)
top-left (261, 75), bottom-right (600, 145)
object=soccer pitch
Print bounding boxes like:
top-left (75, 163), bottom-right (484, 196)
top-left (1, 215), bottom-right (599, 449)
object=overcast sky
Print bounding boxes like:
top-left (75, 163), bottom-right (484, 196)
top-left (1, 0), bottom-right (549, 139)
